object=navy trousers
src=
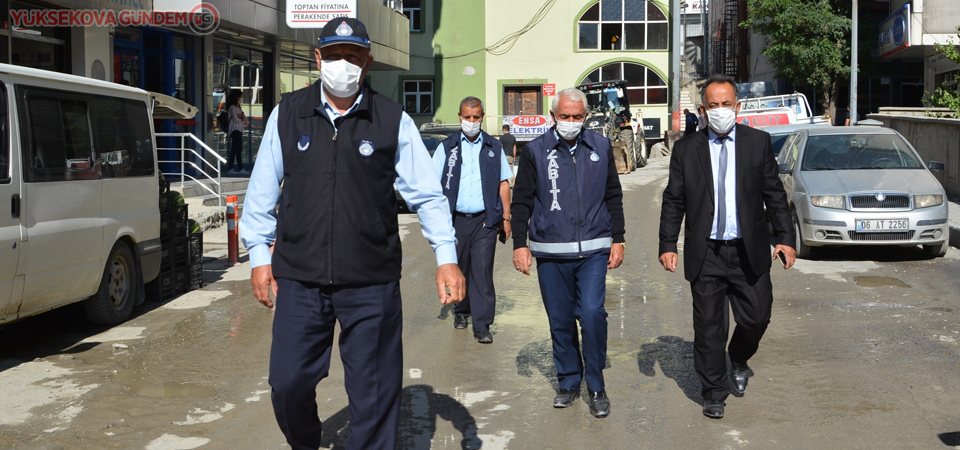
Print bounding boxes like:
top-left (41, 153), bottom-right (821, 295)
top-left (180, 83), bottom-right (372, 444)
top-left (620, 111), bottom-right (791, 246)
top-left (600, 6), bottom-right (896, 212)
top-left (536, 252), bottom-right (609, 392)
top-left (270, 279), bottom-right (403, 450)
top-left (452, 213), bottom-right (498, 332)
top-left (690, 241), bottom-right (773, 402)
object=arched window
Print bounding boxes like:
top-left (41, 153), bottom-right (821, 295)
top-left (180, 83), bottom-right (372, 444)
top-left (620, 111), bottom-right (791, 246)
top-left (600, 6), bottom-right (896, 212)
top-left (581, 62), bottom-right (667, 105)
top-left (578, 0), bottom-right (668, 50)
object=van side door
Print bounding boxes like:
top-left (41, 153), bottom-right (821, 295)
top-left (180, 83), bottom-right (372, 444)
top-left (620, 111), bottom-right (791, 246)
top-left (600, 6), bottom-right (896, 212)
top-left (0, 81), bottom-right (22, 322)
top-left (17, 86), bottom-right (104, 316)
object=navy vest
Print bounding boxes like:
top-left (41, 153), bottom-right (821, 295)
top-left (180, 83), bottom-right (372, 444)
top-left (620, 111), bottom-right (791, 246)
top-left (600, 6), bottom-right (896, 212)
top-left (272, 81), bottom-right (404, 285)
top-left (526, 129), bottom-right (613, 259)
top-left (439, 130), bottom-right (504, 227)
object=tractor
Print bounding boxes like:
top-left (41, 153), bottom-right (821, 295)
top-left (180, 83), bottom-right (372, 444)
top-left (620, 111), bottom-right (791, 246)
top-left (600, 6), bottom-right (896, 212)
top-left (576, 80), bottom-right (646, 173)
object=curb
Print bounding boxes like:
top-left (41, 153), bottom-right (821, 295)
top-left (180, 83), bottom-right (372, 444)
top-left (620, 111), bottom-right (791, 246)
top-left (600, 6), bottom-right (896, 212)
top-left (951, 225), bottom-right (960, 250)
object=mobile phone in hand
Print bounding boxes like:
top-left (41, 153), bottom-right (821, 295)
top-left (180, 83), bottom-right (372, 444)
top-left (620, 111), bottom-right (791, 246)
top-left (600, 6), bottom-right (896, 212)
top-left (774, 251), bottom-right (787, 268)
top-left (498, 230), bottom-right (507, 244)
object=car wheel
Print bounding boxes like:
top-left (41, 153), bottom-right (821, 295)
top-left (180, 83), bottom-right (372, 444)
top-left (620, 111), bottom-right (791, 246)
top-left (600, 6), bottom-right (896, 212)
top-left (793, 212), bottom-right (813, 259)
top-left (83, 243), bottom-right (137, 325)
top-left (922, 241), bottom-right (948, 258)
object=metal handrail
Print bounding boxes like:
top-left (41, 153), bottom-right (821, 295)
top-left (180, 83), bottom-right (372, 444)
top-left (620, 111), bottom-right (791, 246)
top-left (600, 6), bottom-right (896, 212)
top-left (156, 132), bottom-right (227, 206)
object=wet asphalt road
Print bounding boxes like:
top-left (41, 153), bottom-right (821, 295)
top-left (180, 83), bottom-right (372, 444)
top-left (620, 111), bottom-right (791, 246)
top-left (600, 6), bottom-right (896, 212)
top-left (2, 156), bottom-right (960, 450)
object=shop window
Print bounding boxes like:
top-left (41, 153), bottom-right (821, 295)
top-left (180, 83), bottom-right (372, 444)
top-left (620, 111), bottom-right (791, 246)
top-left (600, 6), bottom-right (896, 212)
top-left (403, 80), bottom-right (433, 114)
top-left (403, 0), bottom-right (422, 32)
top-left (578, 0), bottom-right (668, 51)
top-left (581, 62), bottom-right (667, 105)
top-left (281, 56), bottom-right (319, 94)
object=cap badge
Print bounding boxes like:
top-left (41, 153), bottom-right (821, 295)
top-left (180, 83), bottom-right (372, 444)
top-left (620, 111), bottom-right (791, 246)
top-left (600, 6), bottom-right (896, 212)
top-left (336, 21), bottom-right (353, 37)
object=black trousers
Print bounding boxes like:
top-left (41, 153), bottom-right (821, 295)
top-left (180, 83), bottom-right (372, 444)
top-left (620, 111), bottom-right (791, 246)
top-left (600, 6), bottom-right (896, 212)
top-left (269, 279), bottom-right (403, 450)
top-left (452, 213), bottom-right (498, 332)
top-left (690, 240), bottom-right (773, 402)
top-left (228, 130), bottom-right (243, 171)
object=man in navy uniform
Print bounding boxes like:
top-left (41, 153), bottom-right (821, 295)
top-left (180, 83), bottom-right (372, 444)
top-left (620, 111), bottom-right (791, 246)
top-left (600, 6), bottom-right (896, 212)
top-left (433, 97), bottom-right (513, 343)
top-left (240, 18), bottom-right (465, 450)
top-left (511, 87), bottom-right (625, 418)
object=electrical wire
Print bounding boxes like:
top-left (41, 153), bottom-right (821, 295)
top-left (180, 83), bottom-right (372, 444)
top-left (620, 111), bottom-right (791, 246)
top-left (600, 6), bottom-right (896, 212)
top-left (410, 0), bottom-right (556, 60)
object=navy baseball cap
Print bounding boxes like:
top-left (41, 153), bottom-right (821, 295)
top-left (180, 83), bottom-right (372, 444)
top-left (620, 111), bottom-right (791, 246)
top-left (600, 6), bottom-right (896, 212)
top-left (317, 18), bottom-right (370, 48)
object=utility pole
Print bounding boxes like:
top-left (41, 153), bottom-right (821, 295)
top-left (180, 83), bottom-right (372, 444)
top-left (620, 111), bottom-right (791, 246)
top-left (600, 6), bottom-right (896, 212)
top-left (702, 0), bottom-right (709, 76)
top-left (850, 0), bottom-right (858, 125)
top-left (672, 0), bottom-right (681, 126)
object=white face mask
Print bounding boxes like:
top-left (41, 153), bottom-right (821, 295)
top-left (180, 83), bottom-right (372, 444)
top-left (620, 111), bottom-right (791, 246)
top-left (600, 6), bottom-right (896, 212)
top-left (556, 119), bottom-right (584, 141)
top-left (460, 119), bottom-right (482, 137)
top-left (705, 107), bottom-right (737, 134)
top-left (321, 59), bottom-right (365, 98)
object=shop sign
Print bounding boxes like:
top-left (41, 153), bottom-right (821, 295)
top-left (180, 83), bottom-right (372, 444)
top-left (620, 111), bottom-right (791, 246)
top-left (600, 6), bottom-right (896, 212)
top-left (286, 1), bottom-right (357, 28)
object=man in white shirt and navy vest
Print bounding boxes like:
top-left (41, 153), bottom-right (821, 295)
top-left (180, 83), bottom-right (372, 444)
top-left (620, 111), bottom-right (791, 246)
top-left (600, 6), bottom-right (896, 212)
top-left (433, 96), bottom-right (513, 344)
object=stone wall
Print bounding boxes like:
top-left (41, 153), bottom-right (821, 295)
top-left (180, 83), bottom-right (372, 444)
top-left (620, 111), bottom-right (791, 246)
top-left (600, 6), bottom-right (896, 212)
top-left (868, 108), bottom-right (960, 198)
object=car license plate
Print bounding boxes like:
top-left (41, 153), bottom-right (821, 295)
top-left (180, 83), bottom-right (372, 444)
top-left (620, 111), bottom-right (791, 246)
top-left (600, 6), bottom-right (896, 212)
top-left (856, 219), bottom-right (909, 232)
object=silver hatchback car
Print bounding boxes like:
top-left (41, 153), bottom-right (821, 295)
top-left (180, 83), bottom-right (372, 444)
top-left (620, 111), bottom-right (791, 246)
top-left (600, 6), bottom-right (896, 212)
top-left (776, 126), bottom-right (949, 258)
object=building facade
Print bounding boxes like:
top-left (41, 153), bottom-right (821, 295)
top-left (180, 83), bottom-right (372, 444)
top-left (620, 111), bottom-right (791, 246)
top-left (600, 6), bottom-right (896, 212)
top-left (370, 0), bottom-right (674, 146)
top-left (2, 0), bottom-right (410, 168)
top-left (705, 0), bottom-right (960, 119)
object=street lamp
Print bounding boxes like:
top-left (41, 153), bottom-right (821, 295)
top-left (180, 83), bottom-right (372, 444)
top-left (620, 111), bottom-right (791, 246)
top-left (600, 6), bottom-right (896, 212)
top-left (850, 0), bottom-right (858, 125)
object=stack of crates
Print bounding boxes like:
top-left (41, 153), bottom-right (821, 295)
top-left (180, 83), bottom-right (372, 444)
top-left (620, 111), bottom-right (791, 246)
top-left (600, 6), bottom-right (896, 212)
top-left (151, 178), bottom-right (203, 300)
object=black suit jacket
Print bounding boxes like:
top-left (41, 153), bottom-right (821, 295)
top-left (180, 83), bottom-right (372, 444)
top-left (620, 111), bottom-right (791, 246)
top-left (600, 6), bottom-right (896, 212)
top-left (658, 124), bottom-right (795, 282)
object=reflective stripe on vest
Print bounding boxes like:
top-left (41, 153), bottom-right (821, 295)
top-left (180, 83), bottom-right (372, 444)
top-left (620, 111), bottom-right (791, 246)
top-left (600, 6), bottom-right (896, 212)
top-left (528, 237), bottom-right (613, 254)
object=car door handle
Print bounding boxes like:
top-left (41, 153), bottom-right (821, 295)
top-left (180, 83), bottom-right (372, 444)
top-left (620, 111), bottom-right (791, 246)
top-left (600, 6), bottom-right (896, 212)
top-left (11, 194), bottom-right (19, 218)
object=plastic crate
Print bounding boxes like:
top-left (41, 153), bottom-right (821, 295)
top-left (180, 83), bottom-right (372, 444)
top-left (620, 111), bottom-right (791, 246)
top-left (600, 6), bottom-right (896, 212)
top-left (174, 204), bottom-right (189, 238)
top-left (156, 269), bottom-right (179, 299)
top-left (188, 232), bottom-right (203, 264)
top-left (161, 205), bottom-right (188, 240)
top-left (172, 236), bottom-right (191, 266)
top-left (189, 261), bottom-right (203, 290)
top-left (159, 193), bottom-right (170, 214)
top-left (164, 266), bottom-right (190, 296)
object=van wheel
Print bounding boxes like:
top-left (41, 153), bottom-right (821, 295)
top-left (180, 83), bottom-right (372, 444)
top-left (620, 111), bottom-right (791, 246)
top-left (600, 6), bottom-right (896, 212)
top-left (84, 244), bottom-right (137, 325)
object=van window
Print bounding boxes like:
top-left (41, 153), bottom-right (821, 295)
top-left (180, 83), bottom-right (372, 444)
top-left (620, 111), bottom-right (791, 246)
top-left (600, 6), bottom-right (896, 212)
top-left (0, 84), bottom-right (8, 184)
top-left (20, 89), bottom-right (97, 182)
top-left (91, 97), bottom-right (154, 177)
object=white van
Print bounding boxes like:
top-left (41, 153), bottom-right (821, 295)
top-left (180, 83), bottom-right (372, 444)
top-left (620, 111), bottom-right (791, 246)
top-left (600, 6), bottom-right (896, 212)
top-left (0, 63), bottom-right (195, 325)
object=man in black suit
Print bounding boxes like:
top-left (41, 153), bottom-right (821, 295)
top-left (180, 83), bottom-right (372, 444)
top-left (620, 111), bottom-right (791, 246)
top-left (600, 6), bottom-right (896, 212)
top-left (658, 74), bottom-right (796, 419)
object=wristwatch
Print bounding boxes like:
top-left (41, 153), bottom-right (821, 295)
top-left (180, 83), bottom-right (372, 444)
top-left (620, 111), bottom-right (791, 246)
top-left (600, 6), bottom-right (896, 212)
top-left (616, 242), bottom-right (626, 249)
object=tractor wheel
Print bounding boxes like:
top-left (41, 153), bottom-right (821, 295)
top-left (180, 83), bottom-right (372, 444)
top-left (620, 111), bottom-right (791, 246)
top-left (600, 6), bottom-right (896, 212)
top-left (633, 127), bottom-right (648, 168)
top-left (613, 128), bottom-right (636, 173)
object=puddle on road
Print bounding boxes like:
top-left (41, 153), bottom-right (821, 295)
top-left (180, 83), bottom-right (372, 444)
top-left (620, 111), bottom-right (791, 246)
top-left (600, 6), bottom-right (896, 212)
top-left (114, 370), bottom-right (217, 398)
top-left (853, 276), bottom-right (910, 288)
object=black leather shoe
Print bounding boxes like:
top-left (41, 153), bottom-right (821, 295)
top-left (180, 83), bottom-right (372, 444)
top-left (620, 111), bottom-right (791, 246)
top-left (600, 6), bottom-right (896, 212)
top-left (553, 389), bottom-right (579, 408)
top-left (730, 362), bottom-right (752, 395)
top-left (474, 329), bottom-right (493, 344)
top-left (454, 315), bottom-right (468, 329)
top-left (588, 390), bottom-right (610, 418)
top-left (702, 399), bottom-right (725, 419)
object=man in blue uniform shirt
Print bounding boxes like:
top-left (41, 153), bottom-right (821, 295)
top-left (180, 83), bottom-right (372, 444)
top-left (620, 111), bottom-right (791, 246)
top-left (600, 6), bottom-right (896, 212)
top-left (239, 18), bottom-right (465, 450)
top-left (433, 97), bottom-right (513, 344)
top-left (511, 87), bottom-right (626, 418)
